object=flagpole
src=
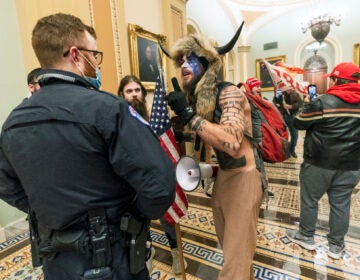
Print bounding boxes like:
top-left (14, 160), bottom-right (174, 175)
top-left (156, 44), bottom-right (187, 279)
top-left (175, 222), bottom-right (187, 280)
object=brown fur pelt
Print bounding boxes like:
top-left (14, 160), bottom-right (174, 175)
top-left (170, 34), bottom-right (223, 121)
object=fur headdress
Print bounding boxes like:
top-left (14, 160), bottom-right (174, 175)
top-left (160, 22), bottom-right (244, 122)
top-left (170, 35), bottom-right (222, 121)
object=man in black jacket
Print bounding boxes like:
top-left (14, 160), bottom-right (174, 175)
top-left (286, 62), bottom-right (360, 260)
top-left (0, 13), bottom-right (175, 280)
top-left (273, 85), bottom-right (303, 158)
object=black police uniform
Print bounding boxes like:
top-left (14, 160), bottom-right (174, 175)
top-left (0, 69), bottom-right (176, 279)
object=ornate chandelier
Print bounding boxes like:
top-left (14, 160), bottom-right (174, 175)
top-left (301, 13), bottom-right (341, 44)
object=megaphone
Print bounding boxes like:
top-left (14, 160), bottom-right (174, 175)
top-left (175, 156), bottom-right (219, 192)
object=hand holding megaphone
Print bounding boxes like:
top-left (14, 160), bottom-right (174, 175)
top-left (175, 156), bottom-right (218, 192)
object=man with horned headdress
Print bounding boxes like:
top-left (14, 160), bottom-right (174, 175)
top-left (164, 22), bottom-right (264, 279)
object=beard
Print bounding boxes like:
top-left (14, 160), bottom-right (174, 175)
top-left (182, 74), bottom-right (203, 108)
top-left (130, 98), bottom-right (149, 121)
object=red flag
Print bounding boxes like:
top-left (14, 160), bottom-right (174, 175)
top-left (275, 61), bottom-right (305, 77)
top-left (149, 76), bottom-right (188, 225)
top-left (262, 59), bottom-right (309, 96)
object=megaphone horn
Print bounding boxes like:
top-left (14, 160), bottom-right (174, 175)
top-left (175, 156), bottom-right (218, 192)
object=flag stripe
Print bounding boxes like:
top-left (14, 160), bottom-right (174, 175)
top-left (149, 76), bottom-right (188, 225)
top-left (163, 185), bottom-right (189, 224)
top-left (173, 186), bottom-right (188, 213)
top-left (160, 129), bottom-right (180, 163)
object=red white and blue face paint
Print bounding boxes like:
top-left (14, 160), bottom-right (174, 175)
top-left (181, 53), bottom-right (203, 79)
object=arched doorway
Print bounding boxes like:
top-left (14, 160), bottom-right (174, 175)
top-left (303, 53), bottom-right (328, 95)
top-left (187, 24), bottom-right (197, 35)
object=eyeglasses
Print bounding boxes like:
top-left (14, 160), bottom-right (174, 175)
top-left (63, 47), bottom-right (103, 65)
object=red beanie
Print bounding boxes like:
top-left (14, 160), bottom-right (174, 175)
top-left (246, 77), bottom-right (261, 90)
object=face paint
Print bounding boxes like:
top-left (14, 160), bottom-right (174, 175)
top-left (182, 53), bottom-right (203, 79)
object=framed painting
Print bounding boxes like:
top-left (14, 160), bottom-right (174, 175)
top-left (354, 43), bottom-right (360, 67)
top-left (128, 23), bottom-right (167, 90)
top-left (256, 55), bottom-right (286, 91)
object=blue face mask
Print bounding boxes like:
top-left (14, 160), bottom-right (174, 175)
top-left (85, 68), bottom-right (102, 89)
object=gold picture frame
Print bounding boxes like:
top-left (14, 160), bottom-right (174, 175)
top-left (256, 55), bottom-right (286, 91)
top-left (128, 23), bottom-right (167, 90)
top-left (354, 43), bottom-right (360, 67)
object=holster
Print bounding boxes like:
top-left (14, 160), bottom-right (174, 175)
top-left (88, 208), bottom-right (112, 268)
top-left (28, 210), bottom-right (42, 267)
top-left (38, 208), bottom-right (112, 269)
top-left (40, 229), bottom-right (89, 255)
top-left (120, 213), bottom-right (149, 274)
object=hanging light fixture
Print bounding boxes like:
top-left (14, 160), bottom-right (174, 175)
top-left (301, 12), bottom-right (342, 44)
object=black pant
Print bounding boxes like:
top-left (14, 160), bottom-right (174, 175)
top-left (284, 114), bottom-right (298, 154)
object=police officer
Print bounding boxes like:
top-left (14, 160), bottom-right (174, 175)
top-left (0, 13), bottom-right (175, 280)
top-left (117, 75), bottom-right (188, 275)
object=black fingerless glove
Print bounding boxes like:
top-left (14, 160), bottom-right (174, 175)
top-left (166, 91), bottom-right (195, 125)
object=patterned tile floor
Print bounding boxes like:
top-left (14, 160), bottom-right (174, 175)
top-left (1, 133), bottom-right (360, 279)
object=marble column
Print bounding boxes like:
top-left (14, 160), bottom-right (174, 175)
top-left (237, 45), bottom-right (251, 83)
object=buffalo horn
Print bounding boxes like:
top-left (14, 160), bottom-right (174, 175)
top-left (158, 41), bottom-right (171, 58)
top-left (216, 21), bottom-right (244, 55)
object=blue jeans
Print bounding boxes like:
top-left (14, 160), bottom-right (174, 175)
top-left (284, 114), bottom-right (298, 154)
top-left (299, 162), bottom-right (360, 246)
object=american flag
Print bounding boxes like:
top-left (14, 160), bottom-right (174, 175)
top-left (149, 76), bottom-right (188, 225)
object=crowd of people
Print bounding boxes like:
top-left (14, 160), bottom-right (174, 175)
top-left (0, 11), bottom-right (359, 280)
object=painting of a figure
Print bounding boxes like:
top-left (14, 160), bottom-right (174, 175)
top-left (137, 37), bottom-right (159, 83)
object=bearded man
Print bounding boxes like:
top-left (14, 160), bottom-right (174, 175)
top-left (117, 75), bottom-right (150, 121)
top-left (165, 22), bottom-right (264, 279)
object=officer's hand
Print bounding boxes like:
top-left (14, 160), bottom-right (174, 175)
top-left (166, 91), bottom-right (195, 125)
